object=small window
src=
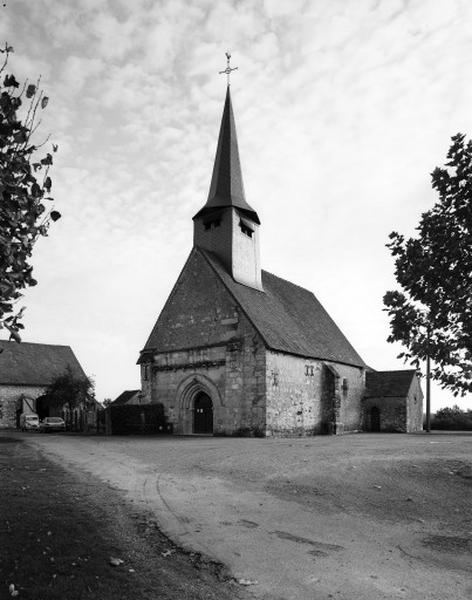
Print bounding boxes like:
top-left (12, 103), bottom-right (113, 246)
top-left (305, 365), bottom-right (314, 376)
top-left (204, 218), bottom-right (221, 230)
top-left (143, 364), bottom-right (149, 381)
top-left (239, 218), bottom-right (254, 238)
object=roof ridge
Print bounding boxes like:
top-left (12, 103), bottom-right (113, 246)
top-left (261, 268), bottom-right (316, 296)
top-left (0, 340), bottom-right (72, 349)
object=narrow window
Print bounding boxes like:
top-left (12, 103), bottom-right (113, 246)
top-left (239, 218), bottom-right (254, 238)
top-left (204, 218), bottom-right (221, 230)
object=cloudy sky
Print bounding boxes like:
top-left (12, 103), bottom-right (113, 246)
top-left (2, 0), bottom-right (471, 409)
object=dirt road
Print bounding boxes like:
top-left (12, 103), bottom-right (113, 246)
top-left (20, 432), bottom-right (472, 600)
top-left (0, 435), bottom-right (252, 600)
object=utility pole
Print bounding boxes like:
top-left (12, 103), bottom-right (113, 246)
top-left (425, 325), bottom-right (431, 433)
top-left (425, 353), bottom-right (431, 432)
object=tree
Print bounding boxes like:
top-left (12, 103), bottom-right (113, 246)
top-left (43, 366), bottom-right (95, 413)
top-left (431, 405), bottom-right (472, 431)
top-left (0, 43), bottom-right (60, 341)
top-left (384, 133), bottom-right (472, 415)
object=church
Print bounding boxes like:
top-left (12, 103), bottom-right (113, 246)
top-left (138, 84), bottom-right (423, 437)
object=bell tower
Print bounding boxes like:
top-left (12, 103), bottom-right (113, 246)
top-left (193, 65), bottom-right (262, 291)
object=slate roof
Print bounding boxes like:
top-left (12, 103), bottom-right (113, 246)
top-left (111, 390), bottom-right (141, 406)
top-left (202, 249), bottom-right (365, 367)
top-left (0, 340), bottom-right (87, 386)
top-left (193, 87), bottom-right (260, 224)
top-left (365, 370), bottom-right (417, 398)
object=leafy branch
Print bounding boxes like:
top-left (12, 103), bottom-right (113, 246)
top-left (384, 133), bottom-right (472, 397)
top-left (0, 43), bottom-right (61, 340)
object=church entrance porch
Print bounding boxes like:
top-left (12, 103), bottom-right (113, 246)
top-left (174, 374), bottom-right (222, 435)
top-left (193, 392), bottom-right (213, 434)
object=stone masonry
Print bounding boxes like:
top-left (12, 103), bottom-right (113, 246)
top-left (0, 385), bottom-right (46, 429)
top-left (138, 85), bottom-right (423, 437)
top-left (140, 250), bottom-right (266, 435)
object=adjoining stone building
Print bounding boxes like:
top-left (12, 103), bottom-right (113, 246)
top-left (0, 340), bottom-right (89, 429)
top-left (363, 370), bottom-right (423, 432)
top-left (138, 86), bottom-right (423, 436)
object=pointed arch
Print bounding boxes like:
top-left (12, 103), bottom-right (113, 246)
top-left (175, 374), bottom-right (223, 435)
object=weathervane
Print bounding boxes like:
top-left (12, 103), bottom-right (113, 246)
top-left (219, 52), bottom-right (238, 86)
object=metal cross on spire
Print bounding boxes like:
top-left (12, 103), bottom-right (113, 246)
top-left (219, 52), bottom-right (238, 86)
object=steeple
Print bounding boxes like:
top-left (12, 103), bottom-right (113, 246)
top-left (193, 70), bottom-right (263, 291)
top-left (193, 86), bottom-right (260, 224)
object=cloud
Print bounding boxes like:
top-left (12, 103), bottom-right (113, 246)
top-left (7, 0), bottom-right (472, 409)
top-left (263, 0), bottom-right (306, 19)
top-left (59, 55), bottom-right (104, 93)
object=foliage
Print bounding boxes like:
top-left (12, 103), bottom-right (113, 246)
top-left (43, 366), bottom-right (94, 411)
top-left (430, 405), bottom-right (472, 430)
top-left (384, 133), bottom-right (472, 396)
top-left (0, 43), bottom-right (60, 340)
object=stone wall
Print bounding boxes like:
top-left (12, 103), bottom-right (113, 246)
top-left (335, 363), bottom-right (366, 432)
top-left (363, 396), bottom-right (406, 432)
top-left (363, 375), bottom-right (423, 433)
top-left (141, 250), bottom-right (266, 435)
top-left (265, 351), bottom-right (365, 436)
top-left (0, 385), bottom-right (46, 429)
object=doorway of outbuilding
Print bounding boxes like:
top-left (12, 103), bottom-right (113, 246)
top-left (193, 392), bottom-right (213, 434)
top-left (370, 406), bottom-right (380, 432)
top-left (36, 396), bottom-right (49, 421)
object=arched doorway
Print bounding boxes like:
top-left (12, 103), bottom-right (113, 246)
top-left (193, 392), bottom-right (213, 434)
top-left (370, 406), bottom-right (380, 432)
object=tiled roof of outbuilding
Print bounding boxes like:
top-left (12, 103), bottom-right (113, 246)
top-left (111, 390), bottom-right (140, 406)
top-left (0, 340), bottom-right (86, 386)
top-left (365, 370), bottom-right (417, 398)
top-left (202, 250), bottom-right (366, 368)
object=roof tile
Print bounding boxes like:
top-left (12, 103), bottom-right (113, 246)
top-left (365, 370), bottom-right (417, 397)
top-left (0, 340), bottom-right (86, 385)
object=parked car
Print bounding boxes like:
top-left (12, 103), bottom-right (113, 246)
top-left (39, 417), bottom-right (66, 433)
top-left (19, 413), bottom-right (40, 431)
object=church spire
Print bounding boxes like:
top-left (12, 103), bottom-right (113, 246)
top-left (193, 55), bottom-right (263, 291)
top-left (193, 86), bottom-right (260, 224)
